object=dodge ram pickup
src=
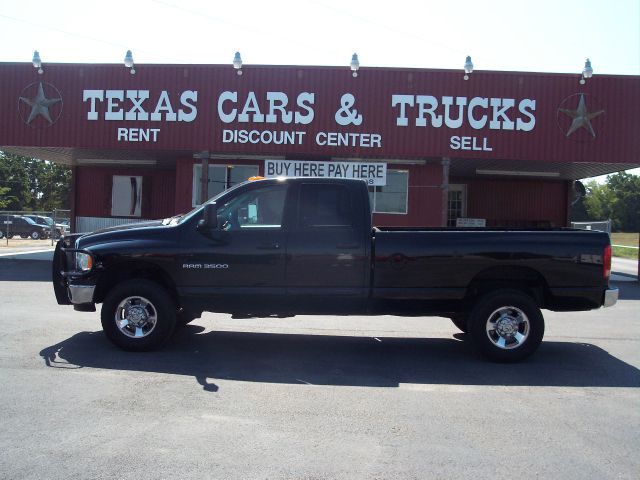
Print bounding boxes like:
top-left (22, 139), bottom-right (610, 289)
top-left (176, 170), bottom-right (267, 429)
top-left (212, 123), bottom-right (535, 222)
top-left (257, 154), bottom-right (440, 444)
top-left (53, 177), bottom-right (618, 361)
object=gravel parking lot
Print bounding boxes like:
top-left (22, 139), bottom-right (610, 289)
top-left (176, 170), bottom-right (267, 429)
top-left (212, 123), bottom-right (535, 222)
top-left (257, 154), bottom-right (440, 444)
top-left (0, 259), bottom-right (638, 479)
top-left (0, 238), bottom-right (56, 249)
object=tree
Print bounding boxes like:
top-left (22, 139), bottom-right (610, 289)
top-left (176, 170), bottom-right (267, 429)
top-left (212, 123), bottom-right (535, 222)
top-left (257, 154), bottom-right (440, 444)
top-left (582, 180), bottom-right (616, 222)
top-left (0, 152), bottom-right (32, 210)
top-left (606, 172), bottom-right (640, 232)
top-left (0, 186), bottom-right (10, 209)
top-left (576, 173), bottom-right (640, 232)
top-left (0, 151), bottom-right (71, 212)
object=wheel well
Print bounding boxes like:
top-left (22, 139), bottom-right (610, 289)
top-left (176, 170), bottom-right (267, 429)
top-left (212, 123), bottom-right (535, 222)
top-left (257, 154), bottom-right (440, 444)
top-left (94, 261), bottom-right (179, 306)
top-left (464, 266), bottom-right (550, 309)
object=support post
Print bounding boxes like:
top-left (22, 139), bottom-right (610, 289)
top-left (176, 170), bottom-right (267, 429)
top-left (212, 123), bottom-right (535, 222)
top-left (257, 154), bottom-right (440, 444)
top-left (194, 151), bottom-right (209, 205)
top-left (70, 165), bottom-right (77, 234)
top-left (565, 180), bottom-right (573, 227)
top-left (441, 157), bottom-right (450, 227)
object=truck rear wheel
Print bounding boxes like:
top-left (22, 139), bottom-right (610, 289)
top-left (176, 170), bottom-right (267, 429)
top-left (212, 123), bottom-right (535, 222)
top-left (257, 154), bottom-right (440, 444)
top-left (468, 289), bottom-right (544, 362)
top-left (101, 279), bottom-right (176, 351)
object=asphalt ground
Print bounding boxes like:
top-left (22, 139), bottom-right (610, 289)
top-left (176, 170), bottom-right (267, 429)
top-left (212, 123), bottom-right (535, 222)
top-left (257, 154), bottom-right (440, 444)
top-left (0, 259), bottom-right (638, 479)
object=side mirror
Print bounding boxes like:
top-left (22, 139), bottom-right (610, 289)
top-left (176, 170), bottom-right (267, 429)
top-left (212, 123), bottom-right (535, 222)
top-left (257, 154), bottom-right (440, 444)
top-left (198, 202), bottom-right (218, 230)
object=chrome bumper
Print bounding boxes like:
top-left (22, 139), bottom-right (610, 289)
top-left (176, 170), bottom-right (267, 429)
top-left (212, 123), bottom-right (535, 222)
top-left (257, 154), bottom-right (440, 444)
top-left (68, 285), bottom-right (95, 304)
top-left (603, 287), bottom-right (619, 308)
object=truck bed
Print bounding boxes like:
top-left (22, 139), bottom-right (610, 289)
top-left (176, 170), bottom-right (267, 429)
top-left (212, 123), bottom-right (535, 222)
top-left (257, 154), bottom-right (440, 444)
top-left (372, 227), bottom-right (610, 310)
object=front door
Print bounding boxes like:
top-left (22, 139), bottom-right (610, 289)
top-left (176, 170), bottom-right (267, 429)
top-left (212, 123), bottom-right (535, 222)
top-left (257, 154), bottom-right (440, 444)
top-left (180, 183), bottom-right (289, 301)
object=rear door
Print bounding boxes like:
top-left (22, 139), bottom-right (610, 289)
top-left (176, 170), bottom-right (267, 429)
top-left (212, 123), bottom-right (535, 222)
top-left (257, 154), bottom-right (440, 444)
top-left (285, 181), bottom-right (369, 305)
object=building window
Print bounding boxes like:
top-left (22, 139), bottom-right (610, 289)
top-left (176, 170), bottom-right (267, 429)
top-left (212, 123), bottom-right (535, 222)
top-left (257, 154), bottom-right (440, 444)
top-left (111, 175), bottom-right (142, 217)
top-left (447, 184), bottom-right (467, 226)
top-left (368, 170), bottom-right (408, 214)
top-left (192, 164), bottom-right (259, 206)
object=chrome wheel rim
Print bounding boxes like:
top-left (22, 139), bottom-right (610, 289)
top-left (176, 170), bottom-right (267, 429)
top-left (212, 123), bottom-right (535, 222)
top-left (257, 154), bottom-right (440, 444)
top-left (114, 296), bottom-right (158, 339)
top-left (485, 306), bottom-right (530, 350)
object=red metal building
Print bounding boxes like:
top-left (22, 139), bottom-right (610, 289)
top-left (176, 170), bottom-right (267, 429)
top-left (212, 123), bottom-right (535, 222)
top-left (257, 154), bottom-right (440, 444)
top-left (1, 62), bottom-right (638, 231)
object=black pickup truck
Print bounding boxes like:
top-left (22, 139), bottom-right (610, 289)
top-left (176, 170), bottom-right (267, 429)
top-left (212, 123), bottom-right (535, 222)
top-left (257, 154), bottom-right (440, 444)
top-left (53, 177), bottom-right (618, 361)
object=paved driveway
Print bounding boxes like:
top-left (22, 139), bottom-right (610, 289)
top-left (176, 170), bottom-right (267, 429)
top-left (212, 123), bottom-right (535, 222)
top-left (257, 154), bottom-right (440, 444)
top-left (0, 259), bottom-right (638, 479)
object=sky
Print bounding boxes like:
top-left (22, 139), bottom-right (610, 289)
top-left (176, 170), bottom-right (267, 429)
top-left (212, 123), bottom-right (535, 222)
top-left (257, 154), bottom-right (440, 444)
top-left (0, 0), bottom-right (639, 178)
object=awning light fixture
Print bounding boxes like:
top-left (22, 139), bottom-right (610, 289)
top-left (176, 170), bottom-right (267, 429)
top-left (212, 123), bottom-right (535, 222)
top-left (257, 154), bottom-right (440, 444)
top-left (350, 53), bottom-right (359, 77)
top-left (463, 55), bottom-right (473, 80)
top-left (580, 58), bottom-right (593, 85)
top-left (124, 50), bottom-right (136, 74)
top-left (32, 50), bottom-right (43, 74)
top-left (233, 52), bottom-right (243, 75)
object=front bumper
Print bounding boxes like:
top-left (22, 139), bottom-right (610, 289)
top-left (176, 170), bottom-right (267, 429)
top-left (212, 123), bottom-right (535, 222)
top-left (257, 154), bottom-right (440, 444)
top-left (68, 284), bottom-right (96, 304)
top-left (52, 236), bottom-right (96, 306)
top-left (603, 287), bottom-right (619, 308)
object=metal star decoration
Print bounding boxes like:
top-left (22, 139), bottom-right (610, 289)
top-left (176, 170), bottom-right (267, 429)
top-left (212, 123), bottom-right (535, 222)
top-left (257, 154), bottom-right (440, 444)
top-left (19, 82), bottom-right (62, 124)
top-left (559, 94), bottom-right (604, 138)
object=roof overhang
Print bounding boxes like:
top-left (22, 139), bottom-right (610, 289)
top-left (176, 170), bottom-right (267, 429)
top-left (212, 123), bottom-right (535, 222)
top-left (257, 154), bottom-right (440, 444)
top-left (2, 146), bottom-right (637, 180)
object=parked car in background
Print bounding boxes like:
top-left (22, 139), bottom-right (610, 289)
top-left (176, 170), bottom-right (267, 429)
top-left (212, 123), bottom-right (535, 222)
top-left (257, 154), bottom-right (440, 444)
top-left (22, 215), bottom-right (66, 238)
top-left (0, 215), bottom-right (49, 240)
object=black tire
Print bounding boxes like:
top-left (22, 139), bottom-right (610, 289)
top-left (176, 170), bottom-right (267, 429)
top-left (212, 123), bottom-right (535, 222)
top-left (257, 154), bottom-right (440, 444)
top-left (101, 279), bottom-right (177, 351)
top-left (450, 314), bottom-right (468, 333)
top-left (468, 289), bottom-right (544, 362)
top-left (0, 231), bottom-right (4, 239)
top-left (20, 234), bottom-right (29, 239)
top-left (30, 231), bottom-right (40, 240)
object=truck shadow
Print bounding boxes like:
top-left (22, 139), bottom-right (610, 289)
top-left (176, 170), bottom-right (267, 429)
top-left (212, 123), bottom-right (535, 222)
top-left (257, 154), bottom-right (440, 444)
top-left (40, 327), bottom-right (640, 392)
top-left (614, 279), bottom-right (640, 300)
top-left (0, 259), bottom-right (52, 282)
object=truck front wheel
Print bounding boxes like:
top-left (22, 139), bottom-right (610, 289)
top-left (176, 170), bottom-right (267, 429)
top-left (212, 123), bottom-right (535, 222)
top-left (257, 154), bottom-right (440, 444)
top-left (468, 290), bottom-right (544, 362)
top-left (101, 279), bottom-right (176, 351)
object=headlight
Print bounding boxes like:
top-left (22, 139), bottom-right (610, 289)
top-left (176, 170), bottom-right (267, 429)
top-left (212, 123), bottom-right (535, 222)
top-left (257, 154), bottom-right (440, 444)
top-left (75, 252), bottom-right (93, 271)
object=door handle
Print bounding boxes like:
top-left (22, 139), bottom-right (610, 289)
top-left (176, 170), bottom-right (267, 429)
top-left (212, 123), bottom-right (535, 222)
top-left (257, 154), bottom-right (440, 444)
top-left (257, 242), bottom-right (280, 250)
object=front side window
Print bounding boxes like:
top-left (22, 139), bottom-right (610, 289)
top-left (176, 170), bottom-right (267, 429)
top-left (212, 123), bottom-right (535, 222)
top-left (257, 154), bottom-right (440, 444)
top-left (217, 185), bottom-right (288, 230)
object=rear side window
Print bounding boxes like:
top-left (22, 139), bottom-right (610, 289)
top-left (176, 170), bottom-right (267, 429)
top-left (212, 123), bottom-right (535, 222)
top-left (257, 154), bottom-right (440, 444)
top-left (298, 184), bottom-right (354, 228)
